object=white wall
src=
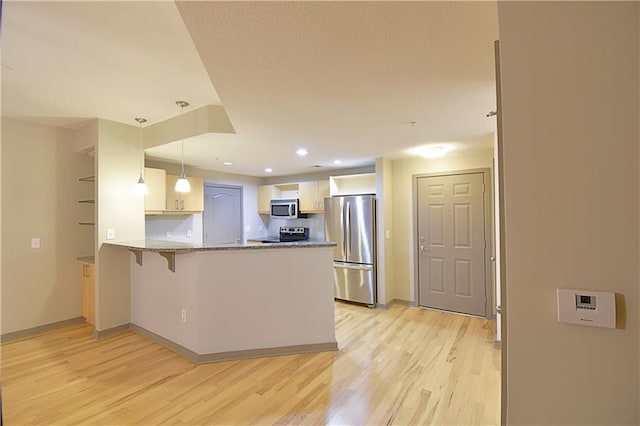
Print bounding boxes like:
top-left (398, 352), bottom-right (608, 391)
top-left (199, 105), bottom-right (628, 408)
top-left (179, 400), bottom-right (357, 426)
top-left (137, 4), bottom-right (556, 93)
top-left (1, 119), bottom-right (82, 333)
top-left (267, 214), bottom-right (325, 241)
top-left (146, 213), bottom-right (203, 243)
top-left (391, 148), bottom-right (494, 303)
top-left (96, 119), bottom-right (145, 331)
top-left (375, 157), bottom-right (394, 305)
top-left (498, 2), bottom-right (638, 424)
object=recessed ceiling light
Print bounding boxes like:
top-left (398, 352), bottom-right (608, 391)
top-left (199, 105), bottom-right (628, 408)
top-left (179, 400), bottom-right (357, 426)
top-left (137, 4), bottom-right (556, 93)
top-left (296, 148), bottom-right (308, 156)
top-left (223, 162), bottom-right (232, 166)
top-left (265, 168), bottom-right (273, 173)
top-left (333, 159), bottom-right (342, 165)
top-left (409, 144), bottom-right (454, 159)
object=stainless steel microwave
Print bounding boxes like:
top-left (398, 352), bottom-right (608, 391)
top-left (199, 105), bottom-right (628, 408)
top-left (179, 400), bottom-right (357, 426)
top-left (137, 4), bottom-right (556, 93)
top-left (270, 199), bottom-right (299, 219)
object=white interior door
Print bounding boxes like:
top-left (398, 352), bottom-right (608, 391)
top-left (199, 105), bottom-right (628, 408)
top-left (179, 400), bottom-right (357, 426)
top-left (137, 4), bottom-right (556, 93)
top-left (204, 185), bottom-right (243, 245)
top-left (417, 172), bottom-right (487, 316)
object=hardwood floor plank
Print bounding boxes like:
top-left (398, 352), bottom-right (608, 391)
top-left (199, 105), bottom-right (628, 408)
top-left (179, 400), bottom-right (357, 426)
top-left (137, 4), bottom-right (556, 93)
top-left (2, 302), bottom-right (500, 425)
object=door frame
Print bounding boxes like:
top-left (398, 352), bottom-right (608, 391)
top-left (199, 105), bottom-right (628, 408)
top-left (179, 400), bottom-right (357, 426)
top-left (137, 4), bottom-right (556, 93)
top-left (412, 167), bottom-right (494, 319)
top-left (203, 184), bottom-right (244, 244)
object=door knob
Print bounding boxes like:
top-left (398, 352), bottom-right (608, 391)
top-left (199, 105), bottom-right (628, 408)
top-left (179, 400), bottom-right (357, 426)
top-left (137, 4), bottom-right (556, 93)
top-left (420, 245), bottom-right (425, 251)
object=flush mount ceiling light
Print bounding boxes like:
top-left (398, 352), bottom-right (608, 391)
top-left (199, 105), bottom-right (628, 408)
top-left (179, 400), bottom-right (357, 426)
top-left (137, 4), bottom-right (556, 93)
top-left (223, 162), bottom-right (233, 166)
top-left (134, 117), bottom-right (148, 195)
top-left (296, 148), bottom-right (308, 156)
top-left (265, 168), bottom-right (273, 173)
top-left (174, 100), bottom-right (191, 193)
top-left (333, 159), bottom-right (342, 165)
top-left (409, 144), bottom-right (454, 159)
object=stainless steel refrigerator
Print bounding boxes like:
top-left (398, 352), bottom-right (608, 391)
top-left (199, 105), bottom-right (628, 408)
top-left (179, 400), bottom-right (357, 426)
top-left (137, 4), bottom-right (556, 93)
top-left (324, 195), bottom-right (376, 307)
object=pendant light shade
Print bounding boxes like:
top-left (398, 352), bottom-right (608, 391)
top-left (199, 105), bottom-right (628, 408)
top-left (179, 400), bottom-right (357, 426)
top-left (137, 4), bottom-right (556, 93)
top-left (135, 173), bottom-right (148, 195)
top-left (175, 173), bottom-right (191, 193)
top-left (134, 117), bottom-right (148, 195)
top-left (174, 100), bottom-right (191, 193)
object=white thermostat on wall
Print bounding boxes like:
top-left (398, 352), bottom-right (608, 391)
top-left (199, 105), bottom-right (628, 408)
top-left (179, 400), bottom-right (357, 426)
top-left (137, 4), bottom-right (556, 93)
top-left (557, 289), bottom-right (616, 328)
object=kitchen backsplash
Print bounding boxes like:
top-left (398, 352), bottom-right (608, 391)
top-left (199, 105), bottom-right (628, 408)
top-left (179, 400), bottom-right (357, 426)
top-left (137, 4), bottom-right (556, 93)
top-left (266, 214), bottom-right (325, 241)
top-left (146, 213), bottom-right (203, 243)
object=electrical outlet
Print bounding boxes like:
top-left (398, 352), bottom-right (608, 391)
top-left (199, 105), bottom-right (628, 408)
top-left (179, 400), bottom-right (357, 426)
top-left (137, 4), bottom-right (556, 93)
top-left (106, 228), bottom-right (115, 240)
top-left (186, 230), bottom-right (192, 237)
top-left (245, 225), bottom-right (251, 232)
top-left (181, 309), bottom-right (187, 322)
top-left (166, 231), bottom-right (172, 238)
top-left (31, 237), bottom-right (40, 249)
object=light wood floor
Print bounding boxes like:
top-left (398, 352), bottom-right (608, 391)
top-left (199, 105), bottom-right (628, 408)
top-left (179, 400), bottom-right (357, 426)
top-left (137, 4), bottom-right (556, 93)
top-left (2, 302), bottom-right (500, 425)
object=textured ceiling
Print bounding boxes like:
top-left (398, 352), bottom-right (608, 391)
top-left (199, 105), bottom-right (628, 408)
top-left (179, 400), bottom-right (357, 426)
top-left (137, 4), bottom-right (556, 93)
top-left (2, 1), bottom-right (498, 177)
top-left (1, 1), bottom-right (218, 127)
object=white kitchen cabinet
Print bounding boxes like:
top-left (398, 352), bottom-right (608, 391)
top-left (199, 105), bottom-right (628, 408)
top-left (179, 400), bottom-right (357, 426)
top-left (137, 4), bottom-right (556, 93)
top-left (144, 167), bottom-right (166, 213)
top-left (258, 184), bottom-right (277, 214)
top-left (299, 180), bottom-right (330, 212)
top-left (166, 174), bottom-right (204, 212)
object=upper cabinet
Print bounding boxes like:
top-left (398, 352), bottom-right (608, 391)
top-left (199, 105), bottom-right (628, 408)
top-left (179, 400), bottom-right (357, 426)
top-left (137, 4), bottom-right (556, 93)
top-left (299, 180), bottom-right (329, 213)
top-left (258, 185), bottom-right (277, 214)
top-left (258, 180), bottom-right (330, 214)
top-left (144, 167), bottom-right (166, 213)
top-left (165, 174), bottom-right (204, 212)
top-left (144, 168), bottom-right (204, 214)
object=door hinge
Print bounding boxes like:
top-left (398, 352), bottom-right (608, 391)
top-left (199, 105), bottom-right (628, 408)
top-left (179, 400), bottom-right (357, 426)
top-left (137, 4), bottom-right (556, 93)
top-left (484, 240), bottom-right (487, 249)
top-left (482, 184), bottom-right (486, 193)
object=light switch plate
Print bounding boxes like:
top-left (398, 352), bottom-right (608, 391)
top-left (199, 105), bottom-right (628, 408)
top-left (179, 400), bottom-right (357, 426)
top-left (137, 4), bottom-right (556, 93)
top-left (31, 237), bottom-right (40, 249)
top-left (106, 228), bottom-right (115, 240)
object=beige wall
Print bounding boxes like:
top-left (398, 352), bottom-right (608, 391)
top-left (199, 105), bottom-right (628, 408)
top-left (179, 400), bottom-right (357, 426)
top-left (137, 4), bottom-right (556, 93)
top-left (96, 119), bottom-right (145, 331)
top-left (391, 148), bottom-right (494, 302)
top-left (498, 2), bottom-right (639, 424)
top-left (1, 119), bottom-right (83, 333)
top-left (376, 157), bottom-right (394, 305)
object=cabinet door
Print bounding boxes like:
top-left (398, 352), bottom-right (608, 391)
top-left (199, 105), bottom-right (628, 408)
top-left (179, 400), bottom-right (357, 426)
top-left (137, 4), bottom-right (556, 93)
top-left (317, 180), bottom-right (330, 211)
top-left (144, 167), bottom-right (166, 212)
top-left (79, 262), bottom-right (89, 320)
top-left (298, 181), bottom-right (318, 212)
top-left (165, 174), bottom-right (181, 211)
top-left (299, 180), bottom-right (330, 212)
top-left (166, 174), bottom-right (203, 212)
top-left (258, 185), bottom-right (275, 214)
top-left (79, 262), bottom-right (95, 325)
top-left (85, 263), bottom-right (95, 325)
top-left (181, 176), bottom-right (204, 211)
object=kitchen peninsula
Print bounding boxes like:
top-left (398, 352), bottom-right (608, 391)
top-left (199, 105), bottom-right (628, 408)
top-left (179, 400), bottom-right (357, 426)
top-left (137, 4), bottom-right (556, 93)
top-left (106, 240), bottom-right (337, 363)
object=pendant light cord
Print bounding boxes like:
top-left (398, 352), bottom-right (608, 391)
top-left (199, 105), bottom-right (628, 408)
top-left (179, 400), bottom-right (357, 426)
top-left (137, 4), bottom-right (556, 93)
top-left (180, 103), bottom-right (186, 177)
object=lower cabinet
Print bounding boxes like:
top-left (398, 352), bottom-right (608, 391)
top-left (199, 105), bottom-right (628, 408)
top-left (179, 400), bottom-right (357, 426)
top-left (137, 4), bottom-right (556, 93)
top-left (79, 261), bottom-right (95, 325)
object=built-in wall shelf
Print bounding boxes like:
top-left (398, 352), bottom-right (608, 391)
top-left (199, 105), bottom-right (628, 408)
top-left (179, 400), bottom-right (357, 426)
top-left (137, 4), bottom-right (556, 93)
top-left (78, 222), bottom-right (95, 226)
top-left (78, 199), bottom-right (95, 204)
top-left (329, 173), bottom-right (376, 196)
top-left (78, 176), bottom-right (95, 182)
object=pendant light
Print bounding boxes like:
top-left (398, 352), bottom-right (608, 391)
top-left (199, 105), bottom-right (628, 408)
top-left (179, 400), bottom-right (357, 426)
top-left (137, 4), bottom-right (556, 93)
top-left (134, 117), bottom-right (148, 195)
top-left (174, 100), bottom-right (191, 193)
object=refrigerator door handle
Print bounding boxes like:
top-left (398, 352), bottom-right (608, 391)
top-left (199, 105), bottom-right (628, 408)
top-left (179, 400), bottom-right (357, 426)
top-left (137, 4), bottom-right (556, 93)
top-left (333, 262), bottom-right (373, 271)
top-left (345, 201), bottom-right (351, 259)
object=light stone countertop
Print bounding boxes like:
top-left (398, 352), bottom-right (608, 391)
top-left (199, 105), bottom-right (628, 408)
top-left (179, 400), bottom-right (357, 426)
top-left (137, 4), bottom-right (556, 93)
top-left (104, 239), bottom-right (336, 252)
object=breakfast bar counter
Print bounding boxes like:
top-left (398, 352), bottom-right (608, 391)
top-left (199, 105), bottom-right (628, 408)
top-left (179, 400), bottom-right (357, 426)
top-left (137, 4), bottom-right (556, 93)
top-left (105, 240), bottom-right (338, 364)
